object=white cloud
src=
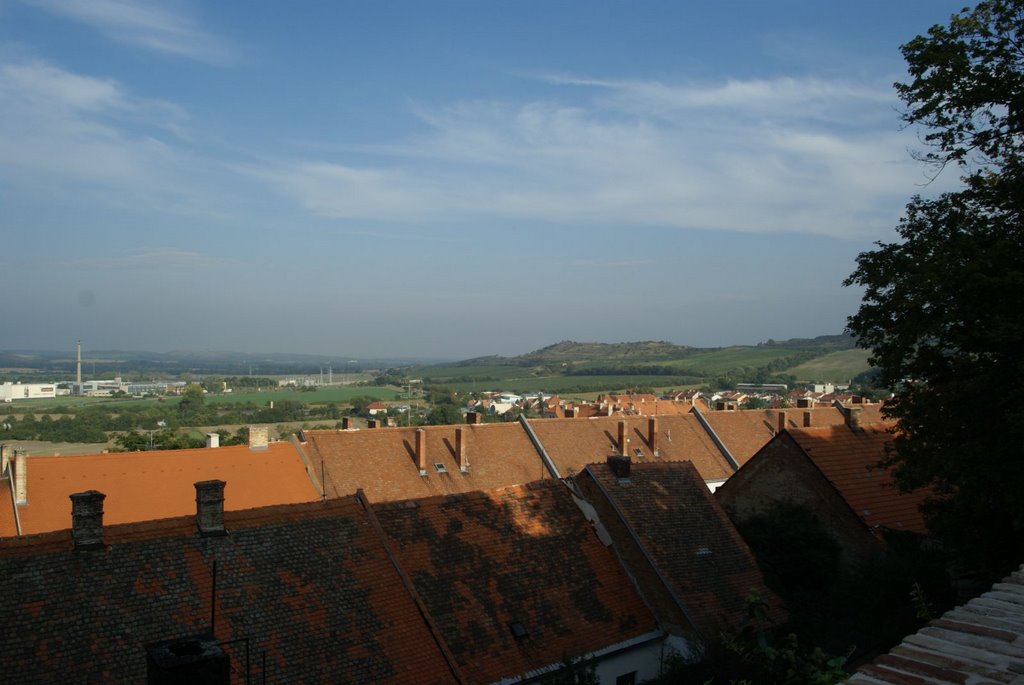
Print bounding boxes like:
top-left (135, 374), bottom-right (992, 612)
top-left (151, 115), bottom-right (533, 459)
top-left (0, 59), bottom-right (230, 216)
top-left (251, 75), bottom-right (943, 239)
top-left (61, 248), bottom-right (227, 270)
top-left (24, 0), bottom-right (236, 64)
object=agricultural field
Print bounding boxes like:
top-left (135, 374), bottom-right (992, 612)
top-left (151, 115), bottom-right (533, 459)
top-left (787, 348), bottom-right (872, 383)
top-left (201, 386), bottom-right (399, 405)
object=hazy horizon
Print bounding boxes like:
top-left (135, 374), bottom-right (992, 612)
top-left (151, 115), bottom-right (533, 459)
top-left (1, 1), bottom-right (967, 358)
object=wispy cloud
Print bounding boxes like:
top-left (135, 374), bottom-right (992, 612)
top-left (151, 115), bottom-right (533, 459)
top-left (61, 248), bottom-right (227, 270)
top-left (24, 0), bottom-right (236, 64)
top-left (0, 58), bottom-right (231, 216)
top-left (250, 75), bottom-right (943, 240)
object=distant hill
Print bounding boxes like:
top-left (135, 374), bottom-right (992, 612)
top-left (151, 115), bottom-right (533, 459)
top-left (401, 334), bottom-right (865, 393)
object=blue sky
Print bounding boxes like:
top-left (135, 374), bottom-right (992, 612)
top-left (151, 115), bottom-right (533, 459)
top-left (1, 1), bottom-right (968, 359)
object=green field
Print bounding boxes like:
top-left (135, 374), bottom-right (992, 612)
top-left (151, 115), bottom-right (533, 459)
top-left (441, 375), bottom-right (700, 395)
top-left (787, 349), bottom-right (872, 383)
top-left (201, 387), bottom-right (398, 404)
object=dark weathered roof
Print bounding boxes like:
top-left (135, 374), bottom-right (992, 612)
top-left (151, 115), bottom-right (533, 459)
top-left (0, 496), bottom-right (458, 684)
top-left (582, 460), bottom-right (785, 636)
top-left (373, 479), bottom-right (660, 683)
top-left (847, 564), bottom-right (1024, 684)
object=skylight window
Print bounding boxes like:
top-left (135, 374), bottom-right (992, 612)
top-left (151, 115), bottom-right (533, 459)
top-left (433, 463), bottom-right (448, 474)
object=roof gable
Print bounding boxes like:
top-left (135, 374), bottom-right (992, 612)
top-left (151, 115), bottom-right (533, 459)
top-left (787, 426), bottom-right (929, 535)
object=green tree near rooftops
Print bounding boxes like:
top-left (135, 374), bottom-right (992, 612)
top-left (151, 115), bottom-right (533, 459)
top-left (845, 0), bottom-right (1024, 579)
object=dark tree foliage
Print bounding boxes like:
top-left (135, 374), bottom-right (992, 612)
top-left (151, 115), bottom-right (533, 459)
top-left (846, 0), bottom-right (1024, 578)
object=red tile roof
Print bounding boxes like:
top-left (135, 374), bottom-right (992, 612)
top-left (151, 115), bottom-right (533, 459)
top-left (0, 477), bottom-right (16, 537)
top-left (528, 415), bottom-right (736, 483)
top-left (372, 480), bottom-right (659, 683)
top-left (582, 460), bottom-right (785, 636)
top-left (698, 407), bottom-right (854, 466)
top-left (11, 442), bottom-right (320, 536)
top-left (0, 496), bottom-right (459, 683)
top-left (300, 423), bottom-right (551, 503)
top-left (788, 426), bottom-right (929, 535)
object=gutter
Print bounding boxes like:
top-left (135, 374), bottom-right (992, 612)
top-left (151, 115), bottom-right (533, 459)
top-left (518, 415), bottom-right (560, 479)
top-left (689, 405), bottom-right (741, 472)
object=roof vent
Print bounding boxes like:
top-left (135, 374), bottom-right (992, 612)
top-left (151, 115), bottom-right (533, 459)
top-left (696, 546), bottom-right (713, 557)
top-left (508, 621), bottom-right (528, 641)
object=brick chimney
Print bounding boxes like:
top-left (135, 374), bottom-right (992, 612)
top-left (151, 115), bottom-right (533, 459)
top-left (367, 418), bottom-right (379, 429)
top-left (617, 421), bottom-right (627, 456)
top-left (647, 417), bottom-right (658, 452)
top-left (415, 428), bottom-right (428, 475)
top-left (454, 427), bottom-right (468, 472)
top-left (607, 455), bottom-right (631, 480)
top-left (846, 407), bottom-right (863, 430)
top-left (797, 397), bottom-right (812, 408)
top-left (777, 411), bottom-right (786, 434)
top-left (195, 480), bottom-right (226, 536)
top-left (341, 417), bottom-right (352, 430)
top-left (70, 490), bottom-right (105, 550)
top-left (803, 411), bottom-right (813, 428)
top-left (15, 450), bottom-right (27, 504)
top-left (248, 425), bottom-right (268, 451)
top-left (205, 433), bottom-right (219, 449)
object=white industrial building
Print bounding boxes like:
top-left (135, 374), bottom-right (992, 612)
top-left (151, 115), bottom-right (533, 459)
top-left (0, 382), bottom-right (57, 402)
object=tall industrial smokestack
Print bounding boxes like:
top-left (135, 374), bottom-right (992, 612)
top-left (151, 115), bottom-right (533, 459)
top-left (76, 340), bottom-right (82, 391)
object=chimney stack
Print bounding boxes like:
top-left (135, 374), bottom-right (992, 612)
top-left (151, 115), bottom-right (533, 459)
top-left (205, 433), bottom-right (220, 449)
top-left (617, 420), bottom-right (627, 456)
top-left (70, 490), bottom-right (105, 549)
top-left (466, 411), bottom-right (480, 425)
top-left (846, 407), bottom-right (862, 430)
top-left (248, 425), bottom-right (268, 451)
top-left (647, 417), bottom-right (658, 452)
top-left (803, 411), bottom-right (812, 428)
top-left (76, 339), bottom-right (82, 390)
top-left (195, 481), bottom-right (226, 536)
top-left (607, 455), bottom-right (631, 480)
top-left (415, 428), bottom-right (428, 475)
top-left (777, 411), bottom-right (786, 434)
top-left (341, 417), bottom-right (352, 430)
top-left (454, 427), bottom-right (468, 472)
top-left (797, 397), bottom-right (811, 409)
top-left (15, 450), bottom-right (27, 504)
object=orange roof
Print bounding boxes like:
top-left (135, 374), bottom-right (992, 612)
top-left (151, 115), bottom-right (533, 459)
top-left (0, 478), bottom-right (16, 537)
top-left (12, 442), bottom-right (319, 535)
top-left (699, 407), bottom-right (852, 465)
top-left (373, 480), bottom-right (659, 683)
top-left (301, 423), bottom-right (551, 503)
top-left (528, 415), bottom-right (736, 482)
top-left (788, 425), bottom-right (929, 535)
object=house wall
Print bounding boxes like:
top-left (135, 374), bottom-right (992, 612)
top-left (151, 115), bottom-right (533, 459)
top-left (592, 636), bottom-right (690, 685)
top-left (714, 433), bottom-right (882, 566)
